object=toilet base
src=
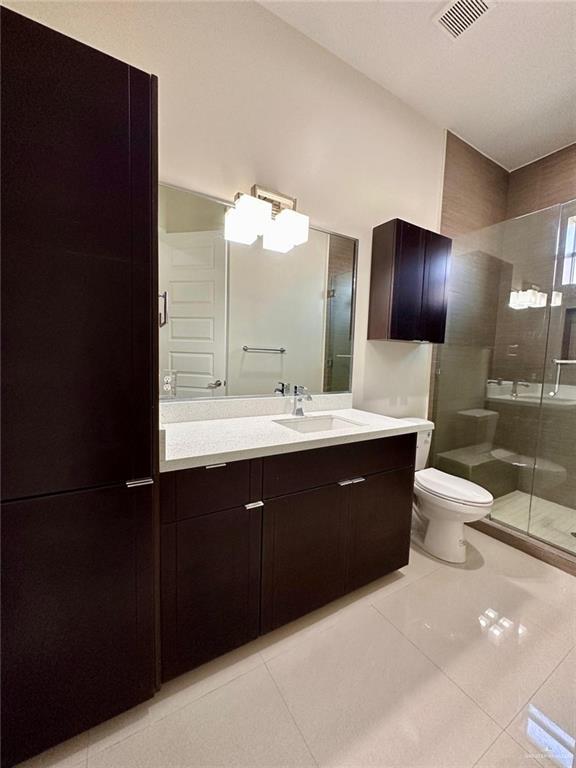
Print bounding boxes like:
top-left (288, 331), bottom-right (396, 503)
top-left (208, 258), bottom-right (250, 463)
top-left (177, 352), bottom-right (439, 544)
top-left (423, 519), bottom-right (467, 563)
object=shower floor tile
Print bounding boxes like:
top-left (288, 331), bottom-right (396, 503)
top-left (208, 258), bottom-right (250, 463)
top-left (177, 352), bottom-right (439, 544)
top-left (491, 491), bottom-right (576, 554)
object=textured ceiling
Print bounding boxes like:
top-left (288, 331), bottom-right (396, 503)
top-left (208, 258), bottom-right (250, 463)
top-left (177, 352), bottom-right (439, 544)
top-left (262, 1), bottom-right (576, 170)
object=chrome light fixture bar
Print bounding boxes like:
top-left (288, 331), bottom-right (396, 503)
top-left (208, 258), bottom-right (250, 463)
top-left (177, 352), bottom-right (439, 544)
top-left (224, 184), bottom-right (309, 253)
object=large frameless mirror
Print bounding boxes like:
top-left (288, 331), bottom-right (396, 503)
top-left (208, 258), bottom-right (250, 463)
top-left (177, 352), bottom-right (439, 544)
top-left (159, 184), bottom-right (357, 399)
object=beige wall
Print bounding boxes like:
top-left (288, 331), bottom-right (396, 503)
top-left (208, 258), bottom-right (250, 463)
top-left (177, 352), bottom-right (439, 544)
top-left (7, 0), bottom-right (446, 417)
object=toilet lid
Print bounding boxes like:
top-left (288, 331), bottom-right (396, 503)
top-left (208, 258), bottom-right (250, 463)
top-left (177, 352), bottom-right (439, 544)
top-left (415, 468), bottom-right (493, 506)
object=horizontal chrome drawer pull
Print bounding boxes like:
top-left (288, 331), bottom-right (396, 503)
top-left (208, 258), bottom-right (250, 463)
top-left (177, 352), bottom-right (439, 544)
top-left (245, 501), bottom-right (264, 509)
top-left (206, 463), bottom-right (227, 470)
top-left (351, 477), bottom-right (366, 484)
top-left (338, 479), bottom-right (354, 486)
top-left (126, 478), bottom-right (154, 488)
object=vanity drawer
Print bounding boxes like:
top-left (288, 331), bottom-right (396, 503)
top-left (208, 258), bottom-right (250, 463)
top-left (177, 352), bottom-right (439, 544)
top-left (161, 460), bottom-right (252, 522)
top-left (262, 433), bottom-right (416, 498)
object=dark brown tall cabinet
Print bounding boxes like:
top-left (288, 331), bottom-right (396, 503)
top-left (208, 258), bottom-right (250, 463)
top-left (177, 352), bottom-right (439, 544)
top-left (1, 9), bottom-right (158, 766)
top-left (368, 218), bottom-right (451, 343)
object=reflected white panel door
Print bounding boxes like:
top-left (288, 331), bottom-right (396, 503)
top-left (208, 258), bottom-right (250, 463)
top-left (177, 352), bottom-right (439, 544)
top-left (159, 230), bottom-right (226, 397)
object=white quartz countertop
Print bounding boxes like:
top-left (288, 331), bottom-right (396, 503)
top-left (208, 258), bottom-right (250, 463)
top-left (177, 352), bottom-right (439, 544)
top-left (160, 408), bottom-right (433, 473)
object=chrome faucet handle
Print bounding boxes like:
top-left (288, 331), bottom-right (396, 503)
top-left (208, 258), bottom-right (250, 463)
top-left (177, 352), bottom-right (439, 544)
top-left (294, 384), bottom-right (312, 400)
top-left (274, 381), bottom-right (290, 396)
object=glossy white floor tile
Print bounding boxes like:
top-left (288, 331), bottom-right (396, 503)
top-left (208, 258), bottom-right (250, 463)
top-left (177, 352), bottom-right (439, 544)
top-left (267, 601), bottom-right (500, 766)
top-left (508, 648), bottom-right (575, 768)
top-left (15, 533), bottom-right (575, 768)
top-left (373, 565), bottom-right (573, 726)
top-left (474, 731), bottom-right (544, 767)
top-left (88, 666), bottom-right (315, 768)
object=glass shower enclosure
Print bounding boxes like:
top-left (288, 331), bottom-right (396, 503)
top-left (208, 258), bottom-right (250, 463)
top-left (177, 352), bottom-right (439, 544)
top-left (431, 199), bottom-right (576, 555)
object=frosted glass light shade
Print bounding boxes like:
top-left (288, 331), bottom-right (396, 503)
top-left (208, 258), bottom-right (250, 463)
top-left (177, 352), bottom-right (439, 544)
top-left (234, 194), bottom-right (272, 236)
top-left (262, 218), bottom-right (293, 253)
top-left (224, 207), bottom-right (257, 245)
top-left (275, 208), bottom-right (309, 246)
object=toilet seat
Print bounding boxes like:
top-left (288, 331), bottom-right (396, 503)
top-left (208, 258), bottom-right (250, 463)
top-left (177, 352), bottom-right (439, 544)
top-left (414, 468), bottom-right (493, 507)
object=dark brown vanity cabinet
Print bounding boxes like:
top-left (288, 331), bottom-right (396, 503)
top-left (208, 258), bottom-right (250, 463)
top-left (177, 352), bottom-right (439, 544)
top-left (368, 218), bottom-right (451, 343)
top-left (260, 438), bottom-right (415, 633)
top-left (160, 435), bottom-right (415, 678)
top-left (1, 9), bottom-right (157, 766)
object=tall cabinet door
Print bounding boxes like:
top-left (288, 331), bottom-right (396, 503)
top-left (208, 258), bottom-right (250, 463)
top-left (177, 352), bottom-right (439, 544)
top-left (1, 7), bottom-right (156, 500)
top-left (1, 485), bottom-right (156, 766)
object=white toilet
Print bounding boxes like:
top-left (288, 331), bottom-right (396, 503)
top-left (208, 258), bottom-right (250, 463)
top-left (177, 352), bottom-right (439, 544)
top-left (412, 428), bottom-right (493, 563)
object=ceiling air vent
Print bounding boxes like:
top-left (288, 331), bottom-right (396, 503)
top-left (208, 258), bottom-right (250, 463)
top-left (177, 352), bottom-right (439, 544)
top-left (436, 0), bottom-right (493, 39)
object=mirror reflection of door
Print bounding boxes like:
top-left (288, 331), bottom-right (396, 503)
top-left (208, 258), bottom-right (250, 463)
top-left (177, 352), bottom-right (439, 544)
top-left (158, 184), bottom-right (358, 400)
top-left (159, 186), bottom-right (227, 398)
top-left (323, 234), bottom-right (356, 392)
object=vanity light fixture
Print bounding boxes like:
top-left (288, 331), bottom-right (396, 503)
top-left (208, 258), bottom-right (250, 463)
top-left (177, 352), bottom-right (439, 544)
top-left (224, 185), bottom-right (309, 253)
top-left (508, 288), bottom-right (548, 310)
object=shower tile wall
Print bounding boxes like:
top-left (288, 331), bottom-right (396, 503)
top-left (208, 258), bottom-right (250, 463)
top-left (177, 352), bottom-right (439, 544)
top-left (434, 136), bottom-right (576, 540)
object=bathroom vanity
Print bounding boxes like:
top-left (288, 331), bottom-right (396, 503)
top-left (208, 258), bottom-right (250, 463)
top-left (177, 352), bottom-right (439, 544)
top-left (159, 410), bottom-right (430, 681)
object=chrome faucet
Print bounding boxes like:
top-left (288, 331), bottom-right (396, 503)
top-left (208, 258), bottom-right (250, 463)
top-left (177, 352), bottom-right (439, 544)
top-left (511, 380), bottom-right (530, 399)
top-left (292, 385), bottom-right (312, 416)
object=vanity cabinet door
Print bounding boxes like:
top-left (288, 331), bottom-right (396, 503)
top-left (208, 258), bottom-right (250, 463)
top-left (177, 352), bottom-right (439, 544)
top-left (161, 505), bottom-right (261, 682)
top-left (261, 484), bottom-right (349, 633)
top-left (347, 468), bottom-right (414, 591)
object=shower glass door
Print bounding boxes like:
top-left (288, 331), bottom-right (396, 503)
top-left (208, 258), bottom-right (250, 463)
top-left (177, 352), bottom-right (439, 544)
top-left (431, 198), bottom-right (576, 555)
top-left (528, 199), bottom-right (576, 552)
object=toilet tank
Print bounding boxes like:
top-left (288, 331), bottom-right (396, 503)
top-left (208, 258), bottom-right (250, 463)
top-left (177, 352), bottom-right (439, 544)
top-left (415, 430), bottom-right (433, 470)
top-left (400, 418), bottom-right (433, 470)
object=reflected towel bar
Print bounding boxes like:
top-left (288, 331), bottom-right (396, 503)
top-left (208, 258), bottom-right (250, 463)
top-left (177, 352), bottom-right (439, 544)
top-left (242, 345), bottom-right (286, 354)
top-left (549, 359), bottom-right (576, 397)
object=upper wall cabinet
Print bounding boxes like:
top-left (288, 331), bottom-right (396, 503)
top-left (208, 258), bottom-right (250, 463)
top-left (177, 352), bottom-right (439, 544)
top-left (368, 219), bottom-right (451, 344)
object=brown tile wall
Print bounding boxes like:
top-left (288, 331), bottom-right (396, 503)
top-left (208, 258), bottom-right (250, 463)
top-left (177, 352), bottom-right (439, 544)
top-left (507, 144), bottom-right (576, 219)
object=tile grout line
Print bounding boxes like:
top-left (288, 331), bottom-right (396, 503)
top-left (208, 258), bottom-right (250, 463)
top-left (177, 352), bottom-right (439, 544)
top-left (503, 643), bottom-right (575, 768)
top-left (263, 662), bottom-right (320, 767)
top-left (84, 657), bottom-right (267, 765)
top-left (368, 602), bottom-right (506, 740)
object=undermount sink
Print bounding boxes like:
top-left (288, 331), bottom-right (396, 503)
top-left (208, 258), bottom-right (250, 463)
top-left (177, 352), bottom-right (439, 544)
top-left (273, 415), bottom-right (365, 434)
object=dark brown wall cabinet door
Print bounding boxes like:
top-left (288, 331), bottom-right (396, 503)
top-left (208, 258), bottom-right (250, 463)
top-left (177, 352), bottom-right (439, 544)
top-left (1, 7), bottom-right (156, 500)
top-left (1, 486), bottom-right (156, 767)
top-left (261, 484), bottom-right (349, 633)
top-left (347, 468), bottom-right (414, 591)
top-left (368, 218), bottom-right (451, 343)
top-left (161, 506), bottom-right (261, 682)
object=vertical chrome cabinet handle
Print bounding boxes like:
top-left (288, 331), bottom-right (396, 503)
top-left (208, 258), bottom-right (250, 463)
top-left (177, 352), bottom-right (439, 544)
top-left (158, 291), bottom-right (168, 327)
